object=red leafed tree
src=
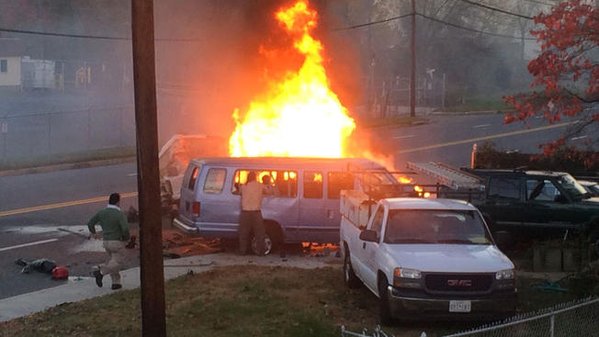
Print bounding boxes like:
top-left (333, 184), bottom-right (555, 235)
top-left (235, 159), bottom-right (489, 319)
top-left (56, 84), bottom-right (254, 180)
top-left (504, 0), bottom-right (598, 166)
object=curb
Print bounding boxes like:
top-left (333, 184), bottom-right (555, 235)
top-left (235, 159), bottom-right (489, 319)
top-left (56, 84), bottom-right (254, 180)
top-left (0, 156), bottom-right (136, 177)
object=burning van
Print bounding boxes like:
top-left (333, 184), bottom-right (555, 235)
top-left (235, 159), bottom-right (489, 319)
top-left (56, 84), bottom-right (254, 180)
top-left (172, 157), bottom-right (401, 254)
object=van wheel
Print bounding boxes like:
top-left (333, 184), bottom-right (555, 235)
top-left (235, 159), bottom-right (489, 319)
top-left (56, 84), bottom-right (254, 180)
top-left (343, 247), bottom-right (362, 289)
top-left (378, 275), bottom-right (393, 325)
top-left (251, 232), bottom-right (273, 256)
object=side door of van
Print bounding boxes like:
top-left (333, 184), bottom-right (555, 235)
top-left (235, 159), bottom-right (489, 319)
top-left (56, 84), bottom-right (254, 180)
top-left (326, 171), bottom-right (355, 234)
top-left (298, 170), bottom-right (328, 242)
top-left (298, 170), bottom-right (354, 243)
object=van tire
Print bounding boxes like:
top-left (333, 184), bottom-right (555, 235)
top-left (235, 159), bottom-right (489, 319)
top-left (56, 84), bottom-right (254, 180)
top-left (251, 233), bottom-right (273, 256)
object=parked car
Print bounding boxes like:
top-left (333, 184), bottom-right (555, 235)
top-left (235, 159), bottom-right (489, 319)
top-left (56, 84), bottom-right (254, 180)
top-left (579, 180), bottom-right (599, 197)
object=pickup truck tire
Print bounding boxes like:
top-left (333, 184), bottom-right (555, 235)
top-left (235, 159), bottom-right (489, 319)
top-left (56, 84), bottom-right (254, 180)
top-left (343, 246), bottom-right (362, 289)
top-left (378, 275), bottom-right (393, 325)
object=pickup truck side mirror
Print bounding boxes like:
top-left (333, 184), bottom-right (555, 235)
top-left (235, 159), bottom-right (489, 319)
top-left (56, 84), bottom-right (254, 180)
top-left (359, 229), bottom-right (378, 242)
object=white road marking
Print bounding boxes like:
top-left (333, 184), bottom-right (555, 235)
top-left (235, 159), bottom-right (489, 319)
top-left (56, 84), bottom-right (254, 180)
top-left (472, 124), bottom-right (491, 128)
top-left (393, 135), bottom-right (415, 139)
top-left (571, 136), bottom-right (588, 141)
top-left (0, 238), bottom-right (59, 252)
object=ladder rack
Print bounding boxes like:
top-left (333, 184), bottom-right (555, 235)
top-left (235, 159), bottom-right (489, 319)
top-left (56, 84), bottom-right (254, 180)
top-left (406, 162), bottom-right (484, 190)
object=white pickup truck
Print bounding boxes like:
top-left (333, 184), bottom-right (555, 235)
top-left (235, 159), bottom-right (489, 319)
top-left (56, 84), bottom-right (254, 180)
top-left (339, 190), bottom-right (517, 323)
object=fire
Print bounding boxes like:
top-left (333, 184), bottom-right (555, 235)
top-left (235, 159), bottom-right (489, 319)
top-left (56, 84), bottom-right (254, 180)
top-left (229, 0), bottom-right (355, 158)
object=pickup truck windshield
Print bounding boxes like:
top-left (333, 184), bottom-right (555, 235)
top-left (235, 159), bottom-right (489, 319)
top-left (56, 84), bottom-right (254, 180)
top-left (556, 174), bottom-right (590, 200)
top-left (384, 209), bottom-right (492, 245)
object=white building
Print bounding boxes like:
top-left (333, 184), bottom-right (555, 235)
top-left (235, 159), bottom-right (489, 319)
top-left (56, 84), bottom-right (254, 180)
top-left (0, 38), bottom-right (23, 90)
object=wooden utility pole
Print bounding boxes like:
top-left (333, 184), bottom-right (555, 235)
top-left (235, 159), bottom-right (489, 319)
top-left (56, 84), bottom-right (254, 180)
top-left (410, 0), bottom-right (416, 118)
top-left (131, 1), bottom-right (166, 336)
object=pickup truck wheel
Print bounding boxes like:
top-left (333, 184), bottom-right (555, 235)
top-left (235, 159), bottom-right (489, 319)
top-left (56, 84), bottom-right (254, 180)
top-left (343, 248), bottom-right (362, 289)
top-left (378, 276), bottom-right (393, 325)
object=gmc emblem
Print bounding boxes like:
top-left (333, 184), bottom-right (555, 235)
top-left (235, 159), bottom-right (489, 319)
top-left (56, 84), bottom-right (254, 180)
top-left (447, 279), bottom-right (472, 287)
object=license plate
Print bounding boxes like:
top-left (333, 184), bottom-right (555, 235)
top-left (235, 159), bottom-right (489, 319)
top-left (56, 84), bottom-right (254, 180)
top-left (449, 300), bottom-right (471, 313)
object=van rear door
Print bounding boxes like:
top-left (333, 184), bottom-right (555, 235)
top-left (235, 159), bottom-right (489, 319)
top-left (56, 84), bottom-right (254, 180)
top-left (179, 164), bottom-right (202, 222)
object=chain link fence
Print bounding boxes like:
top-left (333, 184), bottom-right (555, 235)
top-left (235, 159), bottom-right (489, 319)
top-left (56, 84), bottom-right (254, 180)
top-left (443, 297), bottom-right (599, 337)
top-left (0, 105), bottom-right (135, 167)
top-left (341, 297), bottom-right (599, 337)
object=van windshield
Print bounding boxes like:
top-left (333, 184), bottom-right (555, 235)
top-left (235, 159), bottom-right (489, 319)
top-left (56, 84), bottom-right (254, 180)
top-left (383, 209), bottom-right (492, 245)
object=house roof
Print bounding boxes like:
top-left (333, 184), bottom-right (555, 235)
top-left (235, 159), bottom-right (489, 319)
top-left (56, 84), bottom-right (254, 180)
top-left (0, 38), bottom-right (25, 57)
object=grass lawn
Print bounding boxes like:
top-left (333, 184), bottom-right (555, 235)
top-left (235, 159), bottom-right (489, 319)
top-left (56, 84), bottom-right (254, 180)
top-left (0, 262), bottom-right (589, 337)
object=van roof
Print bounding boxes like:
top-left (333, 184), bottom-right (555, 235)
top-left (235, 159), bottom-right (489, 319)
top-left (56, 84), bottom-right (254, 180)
top-left (190, 157), bottom-right (387, 171)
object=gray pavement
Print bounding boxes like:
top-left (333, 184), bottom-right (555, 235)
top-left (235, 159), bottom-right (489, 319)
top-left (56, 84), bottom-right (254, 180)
top-left (0, 252), bottom-right (339, 323)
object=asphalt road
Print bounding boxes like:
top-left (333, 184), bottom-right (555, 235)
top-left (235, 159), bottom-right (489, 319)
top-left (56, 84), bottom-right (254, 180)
top-left (0, 164), bottom-right (139, 299)
top-left (0, 112), bottom-right (595, 300)
top-left (387, 113), bottom-right (585, 169)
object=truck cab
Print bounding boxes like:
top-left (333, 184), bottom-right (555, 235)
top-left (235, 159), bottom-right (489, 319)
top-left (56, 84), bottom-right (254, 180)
top-left (340, 194), bottom-right (517, 323)
top-left (464, 169), bottom-right (599, 239)
top-left (407, 162), bottom-right (599, 241)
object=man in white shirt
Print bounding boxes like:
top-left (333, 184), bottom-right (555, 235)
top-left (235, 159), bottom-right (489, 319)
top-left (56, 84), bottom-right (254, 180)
top-left (239, 171), bottom-right (266, 255)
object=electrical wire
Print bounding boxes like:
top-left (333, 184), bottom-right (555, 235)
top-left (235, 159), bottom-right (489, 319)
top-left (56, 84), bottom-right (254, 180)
top-left (460, 0), bottom-right (533, 20)
top-left (521, 0), bottom-right (555, 7)
top-left (417, 13), bottom-right (537, 40)
top-left (0, 27), bottom-right (129, 40)
top-left (332, 13), bottom-right (412, 31)
top-left (0, 27), bottom-right (204, 42)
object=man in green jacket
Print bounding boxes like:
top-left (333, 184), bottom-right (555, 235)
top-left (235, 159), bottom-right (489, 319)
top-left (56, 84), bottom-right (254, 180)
top-left (87, 193), bottom-right (130, 290)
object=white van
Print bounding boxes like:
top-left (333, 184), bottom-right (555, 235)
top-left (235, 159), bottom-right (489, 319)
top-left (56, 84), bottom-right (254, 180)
top-left (173, 157), bottom-right (400, 254)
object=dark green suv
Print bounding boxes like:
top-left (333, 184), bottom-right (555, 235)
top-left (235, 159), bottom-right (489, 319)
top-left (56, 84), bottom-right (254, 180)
top-left (460, 169), bottom-right (599, 240)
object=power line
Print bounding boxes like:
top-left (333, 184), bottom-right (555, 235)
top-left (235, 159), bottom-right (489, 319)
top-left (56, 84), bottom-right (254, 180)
top-left (521, 0), bottom-right (555, 7)
top-left (417, 13), bottom-right (537, 40)
top-left (0, 27), bottom-right (129, 40)
top-left (0, 27), bottom-right (204, 42)
top-left (332, 13), bottom-right (412, 31)
top-left (460, 0), bottom-right (533, 20)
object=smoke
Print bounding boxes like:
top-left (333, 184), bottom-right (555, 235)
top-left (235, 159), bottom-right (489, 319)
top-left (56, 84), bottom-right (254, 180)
top-left (154, 0), bottom-right (296, 145)
top-left (153, 0), bottom-right (370, 151)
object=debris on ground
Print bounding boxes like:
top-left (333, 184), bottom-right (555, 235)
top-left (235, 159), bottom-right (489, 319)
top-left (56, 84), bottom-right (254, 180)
top-left (162, 229), bottom-right (223, 258)
top-left (300, 242), bottom-right (339, 258)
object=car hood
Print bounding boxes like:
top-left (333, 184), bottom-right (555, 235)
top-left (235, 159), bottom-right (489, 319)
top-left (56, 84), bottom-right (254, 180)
top-left (382, 244), bottom-right (514, 273)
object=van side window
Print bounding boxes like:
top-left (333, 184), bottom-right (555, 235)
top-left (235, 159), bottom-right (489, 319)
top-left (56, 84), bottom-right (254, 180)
top-left (272, 170), bottom-right (297, 198)
top-left (304, 171), bottom-right (323, 199)
top-left (188, 167), bottom-right (199, 190)
top-left (232, 170), bottom-right (298, 198)
top-left (203, 168), bottom-right (226, 194)
top-left (328, 172), bottom-right (354, 199)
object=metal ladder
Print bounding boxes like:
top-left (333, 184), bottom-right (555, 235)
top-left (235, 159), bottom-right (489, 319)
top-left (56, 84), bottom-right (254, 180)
top-left (406, 162), bottom-right (484, 190)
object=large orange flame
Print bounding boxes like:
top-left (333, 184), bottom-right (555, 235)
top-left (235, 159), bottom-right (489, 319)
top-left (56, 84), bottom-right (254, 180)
top-left (229, 0), bottom-right (355, 158)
